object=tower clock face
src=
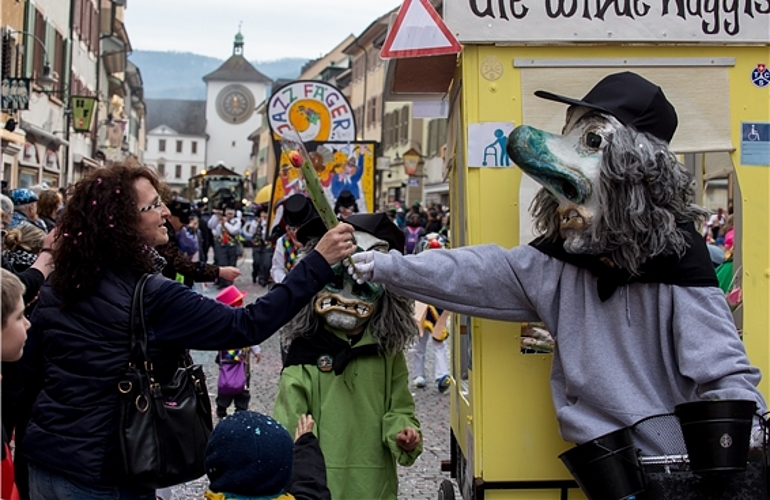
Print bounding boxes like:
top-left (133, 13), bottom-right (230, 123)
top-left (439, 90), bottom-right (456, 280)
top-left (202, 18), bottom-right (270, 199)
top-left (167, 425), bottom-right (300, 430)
top-left (216, 84), bottom-right (255, 124)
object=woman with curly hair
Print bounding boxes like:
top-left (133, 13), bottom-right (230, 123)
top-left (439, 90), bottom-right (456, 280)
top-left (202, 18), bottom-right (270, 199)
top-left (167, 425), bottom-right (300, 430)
top-left (16, 161), bottom-right (356, 499)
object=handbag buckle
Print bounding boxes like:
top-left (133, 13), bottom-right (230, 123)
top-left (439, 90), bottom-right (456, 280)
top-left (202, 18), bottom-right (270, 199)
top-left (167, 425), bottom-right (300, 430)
top-left (135, 395), bottom-right (150, 412)
top-left (118, 381), bottom-right (133, 394)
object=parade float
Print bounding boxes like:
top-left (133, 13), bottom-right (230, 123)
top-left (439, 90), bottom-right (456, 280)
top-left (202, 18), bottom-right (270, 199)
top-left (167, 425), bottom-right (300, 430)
top-left (382, 1), bottom-right (770, 498)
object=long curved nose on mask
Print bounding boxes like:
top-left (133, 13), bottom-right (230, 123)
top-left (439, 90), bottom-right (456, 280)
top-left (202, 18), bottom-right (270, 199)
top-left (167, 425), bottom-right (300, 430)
top-left (506, 125), bottom-right (559, 176)
top-left (506, 125), bottom-right (590, 205)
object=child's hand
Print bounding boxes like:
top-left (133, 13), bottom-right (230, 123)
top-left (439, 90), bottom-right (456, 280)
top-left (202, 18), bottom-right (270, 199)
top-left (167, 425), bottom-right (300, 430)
top-left (294, 414), bottom-right (315, 441)
top-left (253, 352), bottom-right (262, 363)
top-left (395, 427), bottom-right (420, 451)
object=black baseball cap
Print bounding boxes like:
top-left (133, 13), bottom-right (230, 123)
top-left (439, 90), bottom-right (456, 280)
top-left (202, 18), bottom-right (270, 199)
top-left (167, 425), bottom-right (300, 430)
top-left (534, 72), bottom-right (678, 143)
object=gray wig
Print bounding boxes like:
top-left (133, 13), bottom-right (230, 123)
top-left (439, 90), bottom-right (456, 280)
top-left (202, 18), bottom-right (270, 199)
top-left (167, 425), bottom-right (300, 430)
top-left (530, 123), bottom-right (707, 275)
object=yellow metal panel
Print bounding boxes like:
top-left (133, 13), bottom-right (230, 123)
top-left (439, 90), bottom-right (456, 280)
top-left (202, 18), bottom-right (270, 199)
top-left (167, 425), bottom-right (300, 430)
top-left (460, 45), bottom-right (573, 482)
top-left (727, 46), bottom-right (770, 398)
top-left (485, 489), bottom-right (587, 500)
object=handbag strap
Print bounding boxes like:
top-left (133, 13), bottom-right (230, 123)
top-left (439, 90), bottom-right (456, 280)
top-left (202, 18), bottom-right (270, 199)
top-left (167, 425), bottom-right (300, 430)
top-left (129, 273), bottom-right (153, 365)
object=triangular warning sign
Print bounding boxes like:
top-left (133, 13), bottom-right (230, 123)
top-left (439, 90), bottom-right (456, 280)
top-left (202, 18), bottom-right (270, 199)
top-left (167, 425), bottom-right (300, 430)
top-left (380, 0), bottom-right (461, 59)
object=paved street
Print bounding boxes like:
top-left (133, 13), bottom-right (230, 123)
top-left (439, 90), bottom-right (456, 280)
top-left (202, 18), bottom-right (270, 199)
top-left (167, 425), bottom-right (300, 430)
top-left (170, 254), bottom-right (456, 499)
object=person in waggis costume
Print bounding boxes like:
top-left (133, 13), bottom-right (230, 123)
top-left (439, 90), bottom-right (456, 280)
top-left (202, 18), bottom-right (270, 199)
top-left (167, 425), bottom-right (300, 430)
top-left (273, 213), bottom-right (422, 500)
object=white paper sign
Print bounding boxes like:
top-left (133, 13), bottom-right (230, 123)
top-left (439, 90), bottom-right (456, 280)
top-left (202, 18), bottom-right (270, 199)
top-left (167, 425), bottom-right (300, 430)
top-left (446, 0), bottom-right (770, 44)
top-left (468, 122), bottom-right (515, 167)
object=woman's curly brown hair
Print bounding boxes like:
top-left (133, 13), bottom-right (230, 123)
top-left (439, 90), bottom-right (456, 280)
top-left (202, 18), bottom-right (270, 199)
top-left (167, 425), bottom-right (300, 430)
top-left (51, 161), bottom-right (164, 305)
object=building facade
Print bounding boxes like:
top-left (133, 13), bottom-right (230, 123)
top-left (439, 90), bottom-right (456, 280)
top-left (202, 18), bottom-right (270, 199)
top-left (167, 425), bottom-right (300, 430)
top-left (144, 99), bottom-right (207, 195)
top-left (1, 0), bottom-right (145, 190)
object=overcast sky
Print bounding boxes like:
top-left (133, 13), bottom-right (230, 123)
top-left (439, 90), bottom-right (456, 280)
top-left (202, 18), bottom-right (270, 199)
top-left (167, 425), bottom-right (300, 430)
top-left (123, 0), bottom-right (404, 61)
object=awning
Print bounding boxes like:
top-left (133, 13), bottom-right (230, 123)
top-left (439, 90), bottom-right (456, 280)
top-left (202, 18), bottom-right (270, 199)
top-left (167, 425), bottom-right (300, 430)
top-left (254, 183), bottom-right (272, 204)
top-left (20, 122), bottom-right (68, 147)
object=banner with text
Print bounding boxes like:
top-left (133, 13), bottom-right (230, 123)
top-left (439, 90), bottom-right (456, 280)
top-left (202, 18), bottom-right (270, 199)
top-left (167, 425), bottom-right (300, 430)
top-left (446, 0), bottom-right (770, 43)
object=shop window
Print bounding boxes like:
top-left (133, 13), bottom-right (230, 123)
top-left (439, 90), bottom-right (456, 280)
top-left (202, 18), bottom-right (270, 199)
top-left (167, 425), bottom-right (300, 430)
top-left (19, 169), bottom-right (37, 188)
top-left (45, 151), bottom-right (59, 171)
top-left (23, 143), bottom-right (39, 164)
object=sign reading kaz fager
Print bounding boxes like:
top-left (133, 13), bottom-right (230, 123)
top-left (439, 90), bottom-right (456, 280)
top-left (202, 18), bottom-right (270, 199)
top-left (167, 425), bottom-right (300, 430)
top-left (446, 0), bottom-right (770, 43)
top-left (267, 81), bottom-right (356, 142)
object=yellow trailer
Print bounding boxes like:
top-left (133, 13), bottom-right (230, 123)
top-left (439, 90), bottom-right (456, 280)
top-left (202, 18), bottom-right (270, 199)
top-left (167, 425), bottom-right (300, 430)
top-left (387, 2), bottom-right (770, 499)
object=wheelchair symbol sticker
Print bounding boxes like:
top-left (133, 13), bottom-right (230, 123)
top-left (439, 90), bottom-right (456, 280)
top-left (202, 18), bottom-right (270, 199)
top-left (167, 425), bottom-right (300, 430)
top-left (751, 63), bottom-right (770, 88)
top-left (741, 122), bottom-right (770, 166)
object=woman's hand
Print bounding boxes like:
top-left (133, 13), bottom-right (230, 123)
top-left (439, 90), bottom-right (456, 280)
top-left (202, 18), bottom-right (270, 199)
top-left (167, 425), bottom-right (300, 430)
top-left (313, 223), bottom-right (355, 265)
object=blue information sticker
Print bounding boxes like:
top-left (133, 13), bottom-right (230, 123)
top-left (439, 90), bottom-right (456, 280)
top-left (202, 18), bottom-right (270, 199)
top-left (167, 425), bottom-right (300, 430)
top-left (741, 122), bottom-right (770, 166)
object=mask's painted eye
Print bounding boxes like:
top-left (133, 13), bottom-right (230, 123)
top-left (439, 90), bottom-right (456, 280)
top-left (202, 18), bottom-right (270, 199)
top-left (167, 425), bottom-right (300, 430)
top-left (585, 132), bottom-right (603, 149)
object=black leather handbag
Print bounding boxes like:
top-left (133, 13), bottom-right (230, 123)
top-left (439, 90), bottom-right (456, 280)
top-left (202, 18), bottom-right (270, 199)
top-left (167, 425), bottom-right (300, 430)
top-left (117, 273), bottom-right (213, 489)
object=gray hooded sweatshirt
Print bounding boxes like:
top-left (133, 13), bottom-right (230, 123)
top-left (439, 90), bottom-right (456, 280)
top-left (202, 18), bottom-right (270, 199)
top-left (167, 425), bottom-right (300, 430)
top-left (371, 244), bottom-right (766, 444)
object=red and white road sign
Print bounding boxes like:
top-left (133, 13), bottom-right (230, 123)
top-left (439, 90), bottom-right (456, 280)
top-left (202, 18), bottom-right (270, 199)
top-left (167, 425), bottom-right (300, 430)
top-left (380, 0), bottom-right (462, 59)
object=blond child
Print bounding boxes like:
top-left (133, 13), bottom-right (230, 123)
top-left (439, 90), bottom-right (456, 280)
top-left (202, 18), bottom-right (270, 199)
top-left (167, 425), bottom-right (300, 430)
top-left (2, 268), bottom-right (30, 500)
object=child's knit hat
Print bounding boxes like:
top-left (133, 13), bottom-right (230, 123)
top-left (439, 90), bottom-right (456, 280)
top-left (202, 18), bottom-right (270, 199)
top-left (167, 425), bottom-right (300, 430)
top-left (205, 411), bottom-right (294, 496)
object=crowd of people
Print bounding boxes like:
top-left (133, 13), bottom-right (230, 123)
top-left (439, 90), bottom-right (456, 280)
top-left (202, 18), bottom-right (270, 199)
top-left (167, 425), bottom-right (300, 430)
top-left (0, 164), bottom-right (446, 500)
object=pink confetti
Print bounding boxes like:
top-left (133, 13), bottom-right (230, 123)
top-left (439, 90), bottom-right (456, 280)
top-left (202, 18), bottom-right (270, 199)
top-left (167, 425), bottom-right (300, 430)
top-left (92, 200), bottom-right (97, 206)
top-left (115, 189), bottom-right (121, 194)
top-left (97, 178), bottom-right (102, 184)
top-left (63, 232), bottom-right (69, 237)
top-left (77, 231), bottom-right (82, 236)
top-left (108, 224), bottom-right (114, 228)
top-left (108, 216), bottom-right (113, 220)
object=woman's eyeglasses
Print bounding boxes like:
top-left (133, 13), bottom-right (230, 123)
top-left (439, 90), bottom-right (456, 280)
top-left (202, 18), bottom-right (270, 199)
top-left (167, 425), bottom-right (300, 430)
top-left (139, 198), bottom-right (164, 213)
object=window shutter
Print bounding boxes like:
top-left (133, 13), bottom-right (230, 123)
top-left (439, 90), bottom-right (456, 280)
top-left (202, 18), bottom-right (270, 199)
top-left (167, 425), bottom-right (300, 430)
top-left (23, 1), bottom-right (35, 77)
top-left (73, 0), bottom-right (81, 34)
top-left (91, 3), bottom-right (99, 53)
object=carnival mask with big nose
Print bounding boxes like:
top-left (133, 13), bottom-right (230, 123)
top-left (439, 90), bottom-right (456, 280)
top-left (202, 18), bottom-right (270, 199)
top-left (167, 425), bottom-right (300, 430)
top-left (507, 108), bottom-right (613, 254)
top-left (313, 231), bottom-right (387, 332)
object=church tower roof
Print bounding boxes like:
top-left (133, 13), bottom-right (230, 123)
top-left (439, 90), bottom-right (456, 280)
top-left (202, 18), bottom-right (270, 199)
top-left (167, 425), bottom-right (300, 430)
top-left (202, 30), bottom-right (272, 84)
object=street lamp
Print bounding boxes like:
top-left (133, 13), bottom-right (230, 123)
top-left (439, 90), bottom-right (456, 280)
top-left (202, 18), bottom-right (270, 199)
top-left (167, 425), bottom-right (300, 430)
top-left (402, 148), bottom-right (421, 176)
top-left (38, 62), bottom-right (59, 90)
top-left (3, 29), bottom-right (59, 90)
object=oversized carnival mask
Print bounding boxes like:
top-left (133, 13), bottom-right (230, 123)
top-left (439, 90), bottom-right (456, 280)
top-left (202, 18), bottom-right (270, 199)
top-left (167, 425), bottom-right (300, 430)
top-left (297, 212), bottom-right (407, 335)
top-left (507, 107), bottom-right (611, 254)
top-left (507, 72), bottom-right (692, 270)
top-left (314, 231), bottom-right (388, 332)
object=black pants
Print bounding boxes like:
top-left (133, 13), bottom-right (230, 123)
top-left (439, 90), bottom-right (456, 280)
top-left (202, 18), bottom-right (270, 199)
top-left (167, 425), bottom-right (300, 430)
top-left (251, 245), bottom-right (272, 285)
top-left (215, 390), bottom-right (250, 416)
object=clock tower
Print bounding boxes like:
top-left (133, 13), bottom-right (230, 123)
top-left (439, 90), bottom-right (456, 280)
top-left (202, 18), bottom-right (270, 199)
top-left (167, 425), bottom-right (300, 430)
top-left (203, 31), bottom-right (272, 175)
